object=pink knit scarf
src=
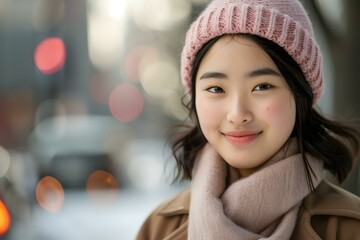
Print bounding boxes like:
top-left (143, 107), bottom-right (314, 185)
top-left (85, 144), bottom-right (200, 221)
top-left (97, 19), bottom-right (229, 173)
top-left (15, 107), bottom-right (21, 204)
top-left (188, 138), bottom-right (323, 240)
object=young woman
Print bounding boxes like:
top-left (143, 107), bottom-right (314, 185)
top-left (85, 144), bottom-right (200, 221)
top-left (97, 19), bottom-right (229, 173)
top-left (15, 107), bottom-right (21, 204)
top-left (136, 0), bottom-right (360, 239)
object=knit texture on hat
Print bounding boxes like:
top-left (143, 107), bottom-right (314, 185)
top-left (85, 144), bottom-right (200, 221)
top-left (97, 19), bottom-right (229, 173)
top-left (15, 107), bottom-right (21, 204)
top-left (181, 0), bottom-right (323, 103)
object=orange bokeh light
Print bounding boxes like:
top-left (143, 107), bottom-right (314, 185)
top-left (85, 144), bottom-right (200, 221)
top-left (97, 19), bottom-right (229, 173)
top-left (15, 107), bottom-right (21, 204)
top-left (0, 200), bottom-right (11, 236)
top-left (109, 83), bottom-right (144, 122)
top-left (86, 170), bottom-right (119, 204)
top-left (34, 37), bottom-right (66, 75)
top-left (86, 170), bottom-right (118, 190)
top-left (36, 176), bottom-right (64, 213)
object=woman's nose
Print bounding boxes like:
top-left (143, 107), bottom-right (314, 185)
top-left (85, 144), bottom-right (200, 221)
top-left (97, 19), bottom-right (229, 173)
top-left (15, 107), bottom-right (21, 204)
top-left (226, 95), bottom-right (253, 125)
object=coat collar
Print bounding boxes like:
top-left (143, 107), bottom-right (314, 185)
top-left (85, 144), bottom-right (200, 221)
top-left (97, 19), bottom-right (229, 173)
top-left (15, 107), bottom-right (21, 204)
top-left (159, 188), bottom-right (190, 216)
top-left (302, 180), bottom-right (360, 219)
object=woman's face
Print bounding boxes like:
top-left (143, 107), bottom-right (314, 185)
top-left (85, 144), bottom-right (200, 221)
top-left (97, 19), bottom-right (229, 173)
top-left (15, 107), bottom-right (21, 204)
top-left (195, 35), bottom-right (296, 177)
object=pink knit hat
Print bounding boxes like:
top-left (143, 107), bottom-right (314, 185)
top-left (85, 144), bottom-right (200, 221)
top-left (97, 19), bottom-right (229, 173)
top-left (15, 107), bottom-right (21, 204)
top-left (181, 0), bottom-right (323, 103)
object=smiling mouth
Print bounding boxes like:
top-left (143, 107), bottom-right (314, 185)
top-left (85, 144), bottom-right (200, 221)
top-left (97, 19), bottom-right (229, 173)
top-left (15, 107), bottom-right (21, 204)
top-left (223, 132), bottom-right (262, 145)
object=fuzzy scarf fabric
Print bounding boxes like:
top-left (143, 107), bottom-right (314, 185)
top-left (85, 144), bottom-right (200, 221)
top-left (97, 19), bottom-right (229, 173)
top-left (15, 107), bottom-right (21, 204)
top-left (188, 138), bottom-right (324, 240)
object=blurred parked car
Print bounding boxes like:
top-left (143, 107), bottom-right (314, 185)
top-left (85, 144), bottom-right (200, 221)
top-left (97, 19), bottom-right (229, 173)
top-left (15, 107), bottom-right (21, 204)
top-left (27, 115), bottom-right (124, 188)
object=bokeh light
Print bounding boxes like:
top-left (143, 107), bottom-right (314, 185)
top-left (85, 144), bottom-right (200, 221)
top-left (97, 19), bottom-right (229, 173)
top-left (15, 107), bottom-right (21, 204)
top-left (129, 0), bottom-right (191, 31)
top-left (0, 200), bottom-right (11, 236)
top-left (34, 37), bottom-right (66, 75)
top-left (140, 61), bottom-right (179, 101)
top-left (36, 176), bottom-right (64, 213)
top-left (87, 0), bottom-right (127, 70)
top-left (315, 0), bottom-right (345, 35)
top-left (6, 151), bottom-right (38, 199)
top-left (0, 146), bottom-right (11, 177)
top-left (123, 45), bottom-right (158, 81)
top-left (86, 170), bottom-right (118, 204)
top-left (88, 0), bottom-right (127, 21)
top-left (108, 83), bottom-right (144, 122)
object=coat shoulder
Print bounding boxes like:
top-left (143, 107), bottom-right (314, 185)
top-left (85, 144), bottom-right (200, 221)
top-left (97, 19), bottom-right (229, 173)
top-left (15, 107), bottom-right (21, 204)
top-left (293, 180), bottom-right (360, 240)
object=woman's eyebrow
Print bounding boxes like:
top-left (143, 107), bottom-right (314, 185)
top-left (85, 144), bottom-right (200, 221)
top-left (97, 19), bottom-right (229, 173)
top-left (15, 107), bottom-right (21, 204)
top-left (247, 68), bottom-right (281, 78)
top-left (199, 71), bottom-right (227, 80)
top-left (199, 68), bottom-right (281, 80)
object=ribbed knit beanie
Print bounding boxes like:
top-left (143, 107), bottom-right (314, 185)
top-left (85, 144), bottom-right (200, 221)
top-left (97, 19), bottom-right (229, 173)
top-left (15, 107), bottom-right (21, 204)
top-left (181, 0), bottom-right (323, 104)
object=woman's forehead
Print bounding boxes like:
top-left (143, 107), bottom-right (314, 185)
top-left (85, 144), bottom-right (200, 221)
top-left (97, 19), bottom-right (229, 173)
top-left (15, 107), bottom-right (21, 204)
top-left (197, 35), bottom-right (280, 77)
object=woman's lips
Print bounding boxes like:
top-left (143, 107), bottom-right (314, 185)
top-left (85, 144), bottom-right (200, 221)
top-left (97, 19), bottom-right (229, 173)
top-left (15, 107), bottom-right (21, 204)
top-left (223, 132), bottom-right (261, 145)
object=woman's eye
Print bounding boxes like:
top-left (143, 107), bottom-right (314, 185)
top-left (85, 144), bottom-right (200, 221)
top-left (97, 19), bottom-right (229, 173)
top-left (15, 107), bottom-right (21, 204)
top-left (253, 84), bottom-right (273, 91)
top-left (207, 86), bottom-right (224, 93)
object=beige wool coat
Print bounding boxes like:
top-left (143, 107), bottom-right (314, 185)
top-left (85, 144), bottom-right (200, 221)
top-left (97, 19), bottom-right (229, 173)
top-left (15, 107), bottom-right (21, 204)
top-left (136, 181), bottom-right (360, 240)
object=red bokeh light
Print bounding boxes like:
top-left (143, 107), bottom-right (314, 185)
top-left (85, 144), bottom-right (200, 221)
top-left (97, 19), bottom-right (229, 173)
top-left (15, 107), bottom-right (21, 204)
top-left (34, 37), bottom-right (66, 75)
top-left (109, 83), bottom-right (144, 122)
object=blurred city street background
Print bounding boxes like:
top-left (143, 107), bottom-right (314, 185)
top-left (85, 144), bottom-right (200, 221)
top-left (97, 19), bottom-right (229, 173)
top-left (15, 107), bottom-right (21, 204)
top-left (0, 0), bottom-right (360, 239)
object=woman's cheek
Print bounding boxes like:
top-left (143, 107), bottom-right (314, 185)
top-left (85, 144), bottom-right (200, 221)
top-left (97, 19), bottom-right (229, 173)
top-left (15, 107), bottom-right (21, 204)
top-left (262, 100), bottom-right (288, 123)
top-left (263, 94), bottom-right (296, 131)
top-left (196, 98), bottom-right (219, 127)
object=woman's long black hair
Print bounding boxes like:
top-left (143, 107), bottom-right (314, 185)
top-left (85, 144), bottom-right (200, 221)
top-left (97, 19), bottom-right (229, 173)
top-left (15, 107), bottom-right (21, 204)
top-left (169, 34), bottom-right (360, 189)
